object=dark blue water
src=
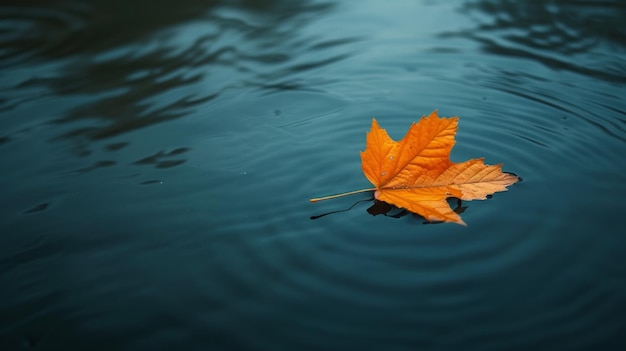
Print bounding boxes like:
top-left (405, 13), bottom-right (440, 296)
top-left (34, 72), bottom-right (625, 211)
top-left (2, 1), bottom-right (626, 350)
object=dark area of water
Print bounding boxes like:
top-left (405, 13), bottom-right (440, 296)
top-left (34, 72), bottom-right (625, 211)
top-left (1, 1), bottom-right (626, 350)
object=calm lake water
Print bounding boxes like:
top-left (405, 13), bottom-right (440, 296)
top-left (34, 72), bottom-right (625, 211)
top-left (1, 1), bottom-right (626, 350)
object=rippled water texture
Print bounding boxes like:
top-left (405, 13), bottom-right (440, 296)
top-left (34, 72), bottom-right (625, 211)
top-left (1, 1), bottom-right (626, 350)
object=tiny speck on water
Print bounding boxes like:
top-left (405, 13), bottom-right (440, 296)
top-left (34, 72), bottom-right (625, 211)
top-left (241, 171), bottom-right (247, 175)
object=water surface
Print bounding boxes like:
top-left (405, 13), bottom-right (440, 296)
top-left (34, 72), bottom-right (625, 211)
top-left (1, 1), bottom-right (626, 350)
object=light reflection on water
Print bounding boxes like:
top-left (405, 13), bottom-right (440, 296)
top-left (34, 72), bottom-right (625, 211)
top-left (1, 1), bottom-right (626, 350)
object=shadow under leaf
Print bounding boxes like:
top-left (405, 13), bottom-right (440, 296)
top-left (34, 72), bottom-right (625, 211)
top-left (311, 196), bottom-right (469, 225)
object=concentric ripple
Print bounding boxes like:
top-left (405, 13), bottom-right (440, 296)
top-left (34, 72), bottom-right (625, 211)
top-left (1, 1), bottom-right (625, 351)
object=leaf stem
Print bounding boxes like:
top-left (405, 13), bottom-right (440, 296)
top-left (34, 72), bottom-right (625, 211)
top-left (309, 188), bottom-right (376, 202)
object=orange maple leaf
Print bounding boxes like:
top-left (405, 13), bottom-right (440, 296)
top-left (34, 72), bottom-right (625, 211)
top-left (310, 110), bottom-right (519, 225)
